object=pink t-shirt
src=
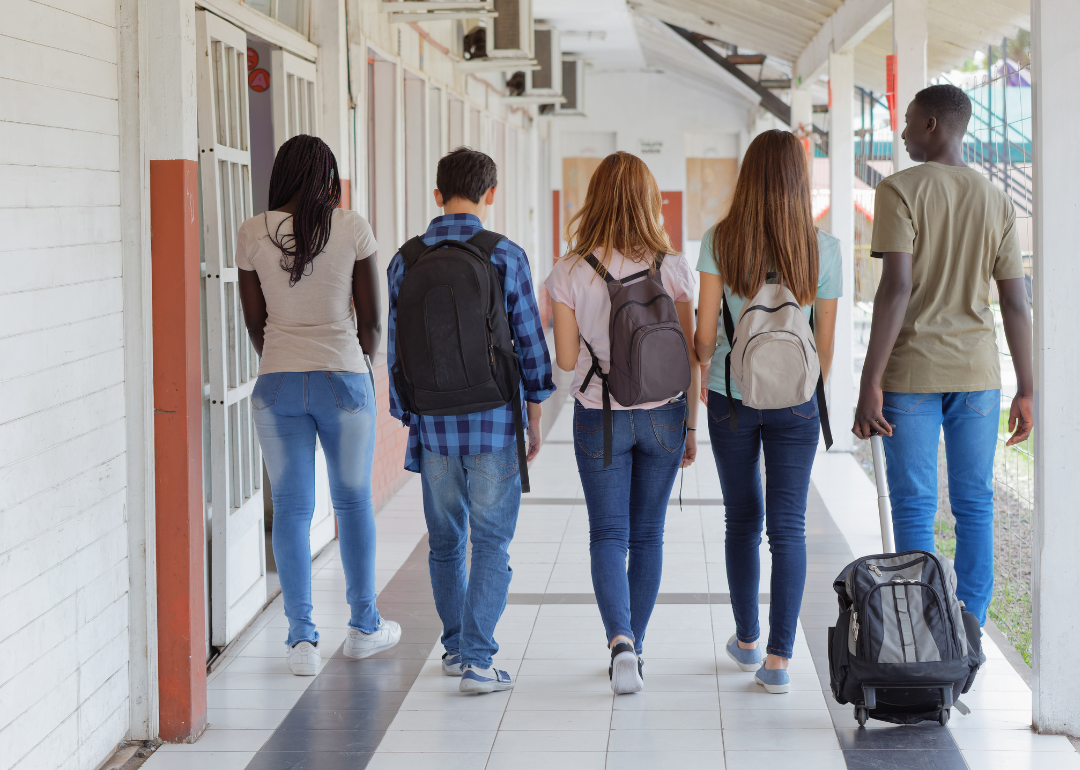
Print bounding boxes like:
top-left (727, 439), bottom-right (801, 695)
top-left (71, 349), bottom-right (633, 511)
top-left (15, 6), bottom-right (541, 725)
top-left (544, 250), bottom-right (696, 410)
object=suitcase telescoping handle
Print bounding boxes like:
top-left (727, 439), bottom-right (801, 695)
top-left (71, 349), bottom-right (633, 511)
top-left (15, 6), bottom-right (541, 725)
top-left (870, 433), bottom-right (896, 553)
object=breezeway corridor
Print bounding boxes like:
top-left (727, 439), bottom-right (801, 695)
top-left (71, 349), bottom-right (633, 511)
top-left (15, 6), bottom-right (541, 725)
top-left (139, 390), bottom-right (1070, 770)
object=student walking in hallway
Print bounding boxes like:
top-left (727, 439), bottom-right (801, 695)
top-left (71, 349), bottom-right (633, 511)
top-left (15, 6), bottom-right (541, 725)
top-left (852, 84), bottom-right (1034, 626)
top-left (695, 130), bottom-right (841, 694)
top-left (387, 148), bottom-right (555, 695)
top-left (547, 151), bottom-right (699, 695)
top-left (236, 135), bottom-right (401, 676)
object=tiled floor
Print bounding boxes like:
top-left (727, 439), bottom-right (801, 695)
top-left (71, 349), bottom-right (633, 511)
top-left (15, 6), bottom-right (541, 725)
top-left (142, 396), bottom-right (1080, 769)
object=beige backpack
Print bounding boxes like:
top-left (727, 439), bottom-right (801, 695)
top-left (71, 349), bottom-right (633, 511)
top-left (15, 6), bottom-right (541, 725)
top-left (721, 276), bottom-right (833, 447)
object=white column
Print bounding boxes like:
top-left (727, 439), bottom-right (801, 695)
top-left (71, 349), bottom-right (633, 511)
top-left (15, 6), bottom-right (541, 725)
top-left (1032, 0), bottom-right (1080, 738)
top-left (891, 0), bottom-right (927, 172)
top-left (828, 49), bottom-right (855, 452)
top-left (118, 0), bottom-right (158, 741)
top-left (789, 86), bottom-right (814, 135)
top-left (311, 0), bottom-right (351, 204)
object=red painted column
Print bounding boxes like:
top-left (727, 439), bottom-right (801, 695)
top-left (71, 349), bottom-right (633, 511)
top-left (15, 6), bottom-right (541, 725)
top-left (661, 191), bottom-right (683, 253)
top-left (150, 159), bottom-right (208, 743)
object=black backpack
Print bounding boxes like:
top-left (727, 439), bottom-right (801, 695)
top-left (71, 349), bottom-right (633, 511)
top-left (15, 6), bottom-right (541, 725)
top-left (391, 230), bottom-right (529, 492)
top-left (828, 550), bottom-right (983, 726)
top-left (580, 253), bottom-right (691, 467)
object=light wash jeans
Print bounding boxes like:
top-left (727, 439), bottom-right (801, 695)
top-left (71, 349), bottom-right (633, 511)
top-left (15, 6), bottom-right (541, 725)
top-left (707, 390), bottom-right (820, 659)
top-left (420, 442), bottom-right (521, 669)
top-left (252, 371), bottom-right (382, 647)
top-left (573, 398), bottom-right (686, 655)
top-left (882, 390), bottom-right (1001, 625)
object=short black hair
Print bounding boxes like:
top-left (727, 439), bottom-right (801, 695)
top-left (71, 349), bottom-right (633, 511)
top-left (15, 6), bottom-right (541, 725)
top-left (436, 147), bottom-right (498, 204)
top-left (912, 84), bottom-right (972, 136)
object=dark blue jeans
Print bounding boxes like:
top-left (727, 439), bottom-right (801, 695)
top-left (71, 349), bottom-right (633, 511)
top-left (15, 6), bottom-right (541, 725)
top-left (707, 390), bottom-right (820, 658)
top-left (574, 398), bottom-right (687, 655)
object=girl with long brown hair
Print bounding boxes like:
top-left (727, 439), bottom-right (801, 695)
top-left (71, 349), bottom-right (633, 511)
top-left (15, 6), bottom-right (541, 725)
top-left (694, 130), bottom-right (841, 694)
top-left (545, 151), bottom-right (699, 694)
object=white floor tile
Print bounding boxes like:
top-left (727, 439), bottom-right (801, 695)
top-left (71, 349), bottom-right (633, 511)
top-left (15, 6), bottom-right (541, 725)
top-left (610, 710), bottom-right (723, 730)
top-left (485, 752), bottom-right (607, 770)
top-left (724, 750), bottom-right (846, 770)
top-left (505, 691), bottom-right (614, 711)
top-left (365, 752), bottom-right (490, 770)
top-left (156, 729), bottom-right (272, 753)
top-left (721, 727), bottom-right (839, 751)
top-left (377, 730), bottom-right (497, 753)
top-left (607, 728), bottom-right (725, 752)
top-left (497, 710), bottom-right (613, 731)
top-left (491, 729), bottom-right (610, 752)
top-left (205, 708), bottom-right (291, 730)
top-left (950, 728), bottom-right (1076, 752)
top-left (608, 751), bottom-right (727, 770)
top-left (139, 751), bottom-right (257, 770)
top-left (960, 751), bottom-right (1080, 770)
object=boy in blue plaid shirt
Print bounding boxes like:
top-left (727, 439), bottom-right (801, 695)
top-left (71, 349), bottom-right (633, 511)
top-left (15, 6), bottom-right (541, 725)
top-left (387, 148), bottom-right (555, 693)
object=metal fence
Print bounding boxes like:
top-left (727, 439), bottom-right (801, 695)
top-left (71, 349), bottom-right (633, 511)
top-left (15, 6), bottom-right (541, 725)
top-left (954, 46), bottom-right (1035, 663)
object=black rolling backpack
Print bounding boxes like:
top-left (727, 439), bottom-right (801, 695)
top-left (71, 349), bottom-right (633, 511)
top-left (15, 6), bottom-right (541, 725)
top-left (828, 434), bottom-right (984, 726)
top-left (391, 230), bottom-right (530, 492)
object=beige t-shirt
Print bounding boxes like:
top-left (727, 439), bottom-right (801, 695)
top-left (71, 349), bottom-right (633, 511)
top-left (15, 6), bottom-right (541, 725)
top-left (235, 209), bottom-right (377, 375)
top-left (871, 162), bottom-right (1024, 392)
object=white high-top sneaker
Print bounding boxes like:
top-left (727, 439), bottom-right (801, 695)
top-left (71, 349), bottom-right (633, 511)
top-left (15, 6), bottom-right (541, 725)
top-left (286, 641), bottom-right (320, 676)
top-left (343, 619), bottom-right (402, 659)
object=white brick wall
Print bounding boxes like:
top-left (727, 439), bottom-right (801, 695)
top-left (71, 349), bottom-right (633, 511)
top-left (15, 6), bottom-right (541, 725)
top-left (0, 0), bottom-right (131, 767)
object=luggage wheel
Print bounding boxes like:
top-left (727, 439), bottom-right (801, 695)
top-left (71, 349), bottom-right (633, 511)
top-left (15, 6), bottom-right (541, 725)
top-left (854, 705), bottom-right (869, 727)
top-left (939, 708), bottom-right (950, 726)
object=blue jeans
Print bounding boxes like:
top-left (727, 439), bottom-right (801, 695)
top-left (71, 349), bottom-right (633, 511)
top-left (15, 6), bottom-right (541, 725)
top-left (707, 390), bottom-right (820, 658)
top-left (420, 442), bottom-right (521, 669)
top-left (574, 398), bottom-right (687, 655)
top-left (882, 390), bottom-right (1000, 625)
top-left (252, 371), bottom-right (381, 647)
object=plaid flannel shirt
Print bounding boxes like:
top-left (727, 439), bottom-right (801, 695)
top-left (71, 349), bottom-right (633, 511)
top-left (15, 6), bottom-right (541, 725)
top-left (387, 214), bottom-right (555, 472)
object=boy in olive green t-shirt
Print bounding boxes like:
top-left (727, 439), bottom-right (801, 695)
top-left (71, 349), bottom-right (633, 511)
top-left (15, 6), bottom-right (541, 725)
top-left (852, 84), bottom-right (1033, 625)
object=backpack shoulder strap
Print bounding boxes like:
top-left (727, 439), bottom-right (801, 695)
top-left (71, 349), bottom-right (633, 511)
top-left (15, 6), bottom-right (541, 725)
top-left (583, 254), bottom-right (614, 283)
top-left (809, 307), bottom-right (834, 450)
top-left (400, 236), bottom-right (428, 269)
top-left (466, 229), bottom-right (506, 259)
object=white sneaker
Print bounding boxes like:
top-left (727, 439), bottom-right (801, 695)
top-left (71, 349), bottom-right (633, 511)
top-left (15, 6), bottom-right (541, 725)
top-left (441, 651), bottom-right (463, 676)
top-left (459, 665), bottom-right (514, 694)
top-left (343, 619), bottom-right (402, 659)
top-left (286, 641), bottom-right (320, 676)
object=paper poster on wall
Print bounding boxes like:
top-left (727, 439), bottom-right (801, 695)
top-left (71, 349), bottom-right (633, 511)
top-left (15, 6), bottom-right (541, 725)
top-left (686, 158), bottom-right (738, 240)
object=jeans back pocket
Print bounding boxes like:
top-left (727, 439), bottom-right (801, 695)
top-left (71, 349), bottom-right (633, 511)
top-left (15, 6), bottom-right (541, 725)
top-left (574, 405), bottom-right (605, 459)
top-left (326, 372), bottom-right (369, 413)
top-left (252, 373), bottom-right (286, 411)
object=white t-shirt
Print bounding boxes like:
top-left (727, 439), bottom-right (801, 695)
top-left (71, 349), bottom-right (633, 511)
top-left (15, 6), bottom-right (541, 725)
top-left (235, 209), bottom-right (377, 375)
top-left (544, 250), bottom-right (696, 410)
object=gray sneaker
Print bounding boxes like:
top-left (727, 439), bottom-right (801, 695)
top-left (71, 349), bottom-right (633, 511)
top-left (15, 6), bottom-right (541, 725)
top-left (459, 665), bottom-right (513, 694)
top-left (442, 651), bottom-right (463, 676)
top-left (725, 634), bottom-right (762, 672)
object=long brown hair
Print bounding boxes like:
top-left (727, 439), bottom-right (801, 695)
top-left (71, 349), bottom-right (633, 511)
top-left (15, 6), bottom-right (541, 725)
top-left (711, 130), bottom-right (818, 304)
top-left (564, 151), bottom-right (673, 270)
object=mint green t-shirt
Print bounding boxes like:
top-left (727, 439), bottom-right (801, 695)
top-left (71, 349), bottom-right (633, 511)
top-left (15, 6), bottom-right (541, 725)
top-left (696, 227), bottom-right (844, 399)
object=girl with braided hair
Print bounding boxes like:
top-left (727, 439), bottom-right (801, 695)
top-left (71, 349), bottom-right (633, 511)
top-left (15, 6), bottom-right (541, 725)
top-left (236, 134), bottom-right (401, 675)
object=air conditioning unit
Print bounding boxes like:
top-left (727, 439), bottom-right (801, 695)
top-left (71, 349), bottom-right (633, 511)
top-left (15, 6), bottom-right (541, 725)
top-left (527, 24), bottom-right (560, 96)
top-left (555, 56), bottom-right (585, 115)
top-left (379, 0), bottom-right (495, 23)
top-left (488, 0), bottom-right (532, 58)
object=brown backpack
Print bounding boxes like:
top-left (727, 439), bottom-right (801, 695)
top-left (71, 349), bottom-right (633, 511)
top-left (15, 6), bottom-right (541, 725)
top-left (580, 253), bottom-right (691, 466)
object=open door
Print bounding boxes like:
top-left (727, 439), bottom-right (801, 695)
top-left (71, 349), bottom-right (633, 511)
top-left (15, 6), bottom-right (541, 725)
top-left (196, 10), bottom-right (266, 647)
top-left (271, 49), bottom-right (319, 152)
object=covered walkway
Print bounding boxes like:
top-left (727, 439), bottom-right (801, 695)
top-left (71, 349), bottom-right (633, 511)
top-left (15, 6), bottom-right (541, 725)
top-left (139, 391), bottom-right (1069, 769)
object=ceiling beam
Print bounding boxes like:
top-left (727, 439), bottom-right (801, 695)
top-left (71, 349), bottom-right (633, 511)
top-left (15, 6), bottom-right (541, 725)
top-left (793, 0), bottom-right (892, 84)
top-left (666, 23), bottom-right (792, 125)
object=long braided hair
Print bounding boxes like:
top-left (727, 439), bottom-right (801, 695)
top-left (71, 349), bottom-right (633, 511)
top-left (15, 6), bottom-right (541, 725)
top-left (267, 134), bottom-right (341, 285)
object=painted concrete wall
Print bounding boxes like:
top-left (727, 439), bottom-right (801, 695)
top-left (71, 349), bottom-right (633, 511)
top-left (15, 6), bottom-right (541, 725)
top-left (0, 0), bottom-right (132, 767)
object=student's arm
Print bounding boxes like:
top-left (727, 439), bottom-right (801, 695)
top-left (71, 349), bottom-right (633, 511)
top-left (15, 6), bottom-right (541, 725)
top-left (352, 253), bottom-right (382, 356)
top-left (677, 299), bottom-right (699, 467)
top-left (386, 254), bottom-right (409, 424)
top-left (852, 252), bottom-right (912, 439)
top-left (238, 269), bottom-right (268, 358)
top-left (997, 277), bottom-right (1033, 446)
top-left (551, 301), bottom-right (580, 373)
top-left (695, 272), bottom-right (722, 405)
top-left (814, 298), bottom-right (838, 383)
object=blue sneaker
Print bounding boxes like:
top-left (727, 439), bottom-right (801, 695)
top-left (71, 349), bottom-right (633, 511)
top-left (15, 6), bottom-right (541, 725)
top-left (441, 651), bottom-right (463, 676)
top-left (754, 664), bottom-right (790, 694)
top-left (725, 634), bottom-right (762, 672)
top-left (459, 665), bottom-right (514, 694)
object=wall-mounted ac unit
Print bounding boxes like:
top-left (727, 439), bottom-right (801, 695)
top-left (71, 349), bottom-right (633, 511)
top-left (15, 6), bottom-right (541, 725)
top-left (379, 0), bottom-right (495, 23)
top-left (488, 0), bottom-right (532, 58)
top-left (527, 24), bottom-right (560, 95)
top-left (555, 56), bottom-right (585, 115)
